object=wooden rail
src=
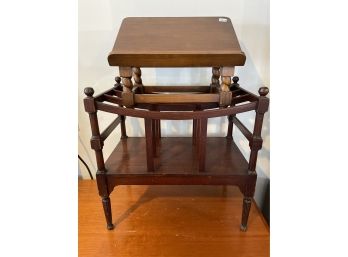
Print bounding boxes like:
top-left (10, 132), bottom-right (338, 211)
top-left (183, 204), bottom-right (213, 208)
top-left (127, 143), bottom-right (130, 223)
top-left (134, 93), bottom-right (219, 104)
top-left (232, 116), bottom-right (253, 141)
top-left (100, 116), bottom-right (121, 141)
top-left (103, 95), bottom-right (123, 105)
top-left (231, 94), bottom-right (255, 105)
top-left (143, 86), bottom-right (211, 94)
top-left (96, 101), bottom-right (257, 120)
top-left (112, 89), bottom-right (123, 97)
top-left (94, 88), bottom-right (115, 102)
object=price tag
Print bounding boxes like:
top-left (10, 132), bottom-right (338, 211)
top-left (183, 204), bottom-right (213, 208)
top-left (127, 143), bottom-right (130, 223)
top-left (219, 18), bottom-right (228, 22)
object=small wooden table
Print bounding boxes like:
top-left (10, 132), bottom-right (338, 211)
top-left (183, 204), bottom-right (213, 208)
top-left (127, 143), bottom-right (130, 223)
top-left (84, 17), bottom-right (269, 232)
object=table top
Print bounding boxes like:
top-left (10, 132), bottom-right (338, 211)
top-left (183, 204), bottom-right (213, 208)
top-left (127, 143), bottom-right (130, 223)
top-left (108, 17), bottom-right (246, 67)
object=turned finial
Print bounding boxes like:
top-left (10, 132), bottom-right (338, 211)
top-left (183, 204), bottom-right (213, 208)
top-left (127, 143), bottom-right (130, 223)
top-left (258, 87), bottom-right (269, 97)
top-left (114, 76), bottom-right (121, 88)
top-left (115, 76), bottom-right (121, 84)
top-left (84, 87), bottom-right (94, 97)
top-left (232, 76), bottom-right (239, 87)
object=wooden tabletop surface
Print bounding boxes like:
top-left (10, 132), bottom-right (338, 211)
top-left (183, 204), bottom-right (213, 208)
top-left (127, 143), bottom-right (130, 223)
top-left (108, 17), bottom-right (246, 67)
top-left (79, 180), bottom-right (269, 257)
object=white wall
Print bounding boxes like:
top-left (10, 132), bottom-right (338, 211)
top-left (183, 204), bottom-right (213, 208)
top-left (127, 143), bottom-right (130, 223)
top-left (78, 0), bottom-right (269, 208)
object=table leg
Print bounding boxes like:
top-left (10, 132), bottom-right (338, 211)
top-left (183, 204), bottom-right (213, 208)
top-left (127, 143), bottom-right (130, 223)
top-left (152, 119), bottom-right (157, 156)
top-left (102, 196), bottom-right (114, 230)
top-left (145, 118), bottom-right (155, 172)
top-left (192, 119), bottom-right (197, 145)
top-left (240, 197), bottom-right (252, 231)
top-left (198, 118), bottom-right (207, 172)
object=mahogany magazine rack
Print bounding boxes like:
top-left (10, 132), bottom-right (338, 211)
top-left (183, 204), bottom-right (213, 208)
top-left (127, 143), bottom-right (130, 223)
top-left (84, 17), bottom-right (269, 231)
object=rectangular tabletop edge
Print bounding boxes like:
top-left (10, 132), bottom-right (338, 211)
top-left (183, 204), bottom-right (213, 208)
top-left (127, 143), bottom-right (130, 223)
top-left (108, 52), bottom-right (246, 67)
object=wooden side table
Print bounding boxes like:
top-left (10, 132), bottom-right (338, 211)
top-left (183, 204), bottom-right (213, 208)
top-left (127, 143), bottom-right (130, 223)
top-left (84, 17), bottom-right (269, 231)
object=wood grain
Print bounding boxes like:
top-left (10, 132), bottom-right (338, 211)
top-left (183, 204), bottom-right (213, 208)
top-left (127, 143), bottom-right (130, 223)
top-left (79, 180), bottom-right (270, 257)
top-left (104, 137), bottom-right (249, 175)
top-left (108, 17), bottom-right (246, 67)
top-left (134, 93), bottom-right (219, 104)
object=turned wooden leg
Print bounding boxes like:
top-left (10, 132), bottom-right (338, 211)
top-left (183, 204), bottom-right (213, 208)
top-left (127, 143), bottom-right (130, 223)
top-left (219, 67), bottom-right (234, 107)
top-left (132, 67), bottom-right (144, 93)
top-left (226, 77), bottom-right (240, 138)
top-left (120, 67), bottom-right (134, 107)
top-left (113, 76), bottom-right (128, 139)
top-left (102, 196), bottom-right (114, 230)
top-left (210, 67), bottom-right (220, 93)
top-left (240, 196), bottom-right (252, 231)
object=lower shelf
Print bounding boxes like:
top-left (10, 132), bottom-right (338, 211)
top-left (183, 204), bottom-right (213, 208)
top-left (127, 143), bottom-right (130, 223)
top-left (104, 137), bottom-right (254, 186)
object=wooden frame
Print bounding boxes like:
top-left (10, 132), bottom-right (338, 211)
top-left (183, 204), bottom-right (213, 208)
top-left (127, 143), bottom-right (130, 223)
top-left (83, 17), bottom-right (269, 233)
top-left (84, 77), bottom-right (269, 231)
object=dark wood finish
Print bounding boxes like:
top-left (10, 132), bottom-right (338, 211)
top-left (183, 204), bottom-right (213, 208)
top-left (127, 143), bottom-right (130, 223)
top-left (108, 17), bottom-right (245, 67)
top-left (226, 115), bottom-right (234, 139)
top-left (232, 116), bottom-right (253, 141)
top-left (83, 17), bottom-right (269, 233)
top-left (120, 115), bottom-right (127, 139)
top-left (144, 118), bottom-right (155, 172)
top-left (144, 85), bottom-right (211, 93)
top-left (84, 88), bottom-right (115, 229)
top-left (232, 76), bottom-right (240, 88)
top-left (113, 88), bottom-right (123, 97)
top-left (114, 76), bottom-right (128, 139)
top-left (96, 101), bottom-right (258, 120)
top-left (192, 119), bottom-right (197, 145)
top-left (241, 197), bottom-right (252, 231)
top-left (248, 89), bottom-right (269, 173)
top-left (136, 103), bottom-right (219, 111)
top-left (105, 137), bottom-right (249, 176)
top-left (198, 118), bottom-right (208, 172)
top-left (152, 119), bottom-right (157, 156)
top-left (156, 120), bottom-right (161, 138)
top-left (134, 93), bottom-right (219, 104)
top-left (102, 196), bottom-right (114, 230)
top-left (102, 94), bottom-right (122, 105)
top-left (100, 116), bottom-right (121, 141)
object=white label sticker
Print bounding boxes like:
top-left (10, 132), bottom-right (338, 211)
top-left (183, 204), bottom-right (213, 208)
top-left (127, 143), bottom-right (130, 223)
top-left (219, 18), bottom-right (228, 22)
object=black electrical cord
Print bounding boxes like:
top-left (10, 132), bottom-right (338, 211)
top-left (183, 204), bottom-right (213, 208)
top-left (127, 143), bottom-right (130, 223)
top-left (78, 155), bottom-right (94, 180)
